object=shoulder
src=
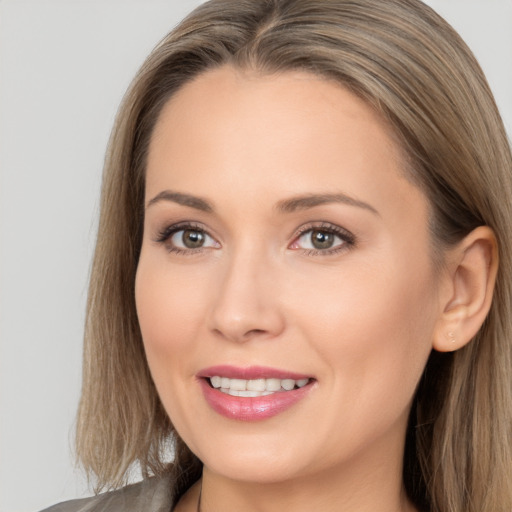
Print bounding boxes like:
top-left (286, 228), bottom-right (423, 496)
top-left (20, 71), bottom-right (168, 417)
top-left (39, 474), bottom-right (173, 512)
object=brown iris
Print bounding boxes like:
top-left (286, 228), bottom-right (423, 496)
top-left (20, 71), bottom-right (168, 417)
top-left (182, 229), bottom-right (205, 248)
top-left (311, 230), bottom-right (335, 249)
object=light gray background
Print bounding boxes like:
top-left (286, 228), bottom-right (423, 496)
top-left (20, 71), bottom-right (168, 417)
top-left (0, 1), bottom-right (511, 511)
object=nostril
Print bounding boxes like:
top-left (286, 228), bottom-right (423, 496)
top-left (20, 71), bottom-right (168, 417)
top-left (212, 327), bottom-right (271, 343)
top-left (245, 329), bottom-right (266, 337)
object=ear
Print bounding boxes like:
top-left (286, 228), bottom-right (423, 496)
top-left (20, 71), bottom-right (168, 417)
top-left (433, 226), bottom-right (498, 352)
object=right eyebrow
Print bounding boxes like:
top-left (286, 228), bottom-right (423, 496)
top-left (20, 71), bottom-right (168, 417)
top-left (145, 190), bottom-right (214, 213)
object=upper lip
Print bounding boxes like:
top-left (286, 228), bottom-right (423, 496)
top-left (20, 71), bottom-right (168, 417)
top-left (197, 365), bottom-right (312, 380)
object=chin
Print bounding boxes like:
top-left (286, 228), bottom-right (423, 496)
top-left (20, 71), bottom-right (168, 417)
top-left (188, 430), bottom-right (320, 484)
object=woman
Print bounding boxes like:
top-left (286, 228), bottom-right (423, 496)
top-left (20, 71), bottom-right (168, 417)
top-left (42, 0), bottom-right (512, 511)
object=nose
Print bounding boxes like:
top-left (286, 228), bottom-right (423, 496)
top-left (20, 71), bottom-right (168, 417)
top-left (207, 249), bottom-right (286, 343)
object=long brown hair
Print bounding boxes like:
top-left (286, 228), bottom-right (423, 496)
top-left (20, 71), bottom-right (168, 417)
top-left (76, 1), bottom-right (512, 510)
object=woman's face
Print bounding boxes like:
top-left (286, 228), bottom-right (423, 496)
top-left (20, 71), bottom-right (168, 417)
top-left (136, 66), bottom-right (444, 485)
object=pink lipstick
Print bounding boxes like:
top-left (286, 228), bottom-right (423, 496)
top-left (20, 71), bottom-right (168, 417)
top-left (197, 365), bottom-right (315, 421)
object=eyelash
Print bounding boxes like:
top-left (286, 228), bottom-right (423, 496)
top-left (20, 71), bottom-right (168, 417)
top-left (291, 222), bottom-right (356, 256)
top-left (154, 222), bottom-right (214, 255)
top-left (154, 221), bottom-right (356, 256)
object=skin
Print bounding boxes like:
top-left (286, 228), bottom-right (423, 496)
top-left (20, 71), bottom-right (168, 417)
top-left (135, 66), bottom-right (496, 512)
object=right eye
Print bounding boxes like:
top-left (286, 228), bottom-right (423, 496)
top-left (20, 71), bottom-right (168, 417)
top-left (156, 224), bottom-right (220, 254)
top-left (171, 228), bottom-right (217, 249)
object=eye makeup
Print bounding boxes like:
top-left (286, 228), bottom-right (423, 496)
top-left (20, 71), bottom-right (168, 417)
top-left (153, 221), bottom-right (219, 255)
top-left (289, 222), bottom-right (356, 257)
top-left (152, 219), bottom-right (356, 258)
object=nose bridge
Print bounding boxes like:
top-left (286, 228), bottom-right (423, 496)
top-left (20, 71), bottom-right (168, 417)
top-left (208, 241), bottom-right (284, 342)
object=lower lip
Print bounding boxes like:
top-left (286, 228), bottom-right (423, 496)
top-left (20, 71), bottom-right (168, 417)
top-left (199, 378), bottom-right (314, 421)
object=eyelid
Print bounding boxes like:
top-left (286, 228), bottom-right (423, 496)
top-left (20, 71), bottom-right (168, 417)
top-left (288, 222), bottom-right (356, 254)
top-left (154, 221), bottom-right (203, 242)
top-left (152, 220), bottom-right (355, 256)
top-left (153, 221), bottom-right (220, 253)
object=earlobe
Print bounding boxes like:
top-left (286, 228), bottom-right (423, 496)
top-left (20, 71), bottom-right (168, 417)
top-left (433, 226), bottom-right (498, 353)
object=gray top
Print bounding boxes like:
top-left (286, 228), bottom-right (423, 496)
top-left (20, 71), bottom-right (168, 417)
top-left (39, 474), bottom-right (173, 512)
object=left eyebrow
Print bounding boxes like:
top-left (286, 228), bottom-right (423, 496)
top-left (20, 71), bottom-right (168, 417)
top-left (276, 193), bottom-right (380, 216)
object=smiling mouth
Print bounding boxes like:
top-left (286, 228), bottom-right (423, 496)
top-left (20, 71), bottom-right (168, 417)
top-left (207, 376), bottom-right (311, 397)
top-left (199, 368), bottom-right (315, 420)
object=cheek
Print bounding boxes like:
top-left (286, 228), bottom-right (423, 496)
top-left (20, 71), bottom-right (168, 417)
top-left (134, 255), bottom-right (207, 372)
top-left (294, 254), bottom-right (437, 409)
top-left (134, 254), bottom-right (214, 440)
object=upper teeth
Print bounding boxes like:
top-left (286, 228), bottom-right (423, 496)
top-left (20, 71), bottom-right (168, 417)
top-left (209, 376), bottom-right (309, 397)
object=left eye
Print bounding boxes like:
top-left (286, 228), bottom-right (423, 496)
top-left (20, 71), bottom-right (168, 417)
top-left (291, 229), bottom-right (346, 251)
top-left (170, 229), bottom-right (218, 250)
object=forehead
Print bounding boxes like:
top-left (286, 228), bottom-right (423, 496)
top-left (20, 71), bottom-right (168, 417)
top-left (150, 66), bottom-right (395, 151)
top-left (145, 65), bottom-right (427, 225)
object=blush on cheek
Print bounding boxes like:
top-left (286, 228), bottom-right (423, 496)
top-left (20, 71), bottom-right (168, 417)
top-left (136, 263), bottom-right (189, 340)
